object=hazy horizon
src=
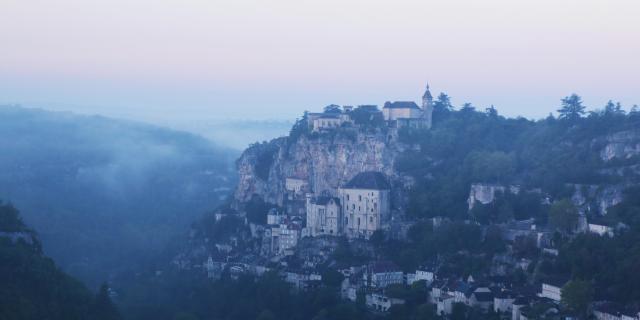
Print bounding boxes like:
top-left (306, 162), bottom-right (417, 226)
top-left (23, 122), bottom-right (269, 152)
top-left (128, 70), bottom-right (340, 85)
top-left (1, 0), bottom-right (639, 141)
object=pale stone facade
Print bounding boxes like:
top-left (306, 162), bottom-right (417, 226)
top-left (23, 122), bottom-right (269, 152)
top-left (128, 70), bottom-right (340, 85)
top-left (305, 195), bottom-right (341, 237)
top-left (338, 171), bottom-right (391, 240)
top-left (365, 261), bottom-right (403, 288)
top-left (366, 293), bottom-right (405, 312)
top-left (309, 112), bottom-right (352, 132)
top-left (382, 103), bottom-right (423, 121)
top-left (304, 171), bottom-right (391, 240)
top-left (589, 223), bottom-right (614, 237)
top-left (285, 178), bottom-right (308, 194)
top-left (540, 282), bottom-right (563, 302)
top-left (382, 85), bottom-right (433, 129)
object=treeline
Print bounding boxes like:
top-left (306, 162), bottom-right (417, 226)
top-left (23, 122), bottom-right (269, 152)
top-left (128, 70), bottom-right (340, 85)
top-left (398, 93), bottom-right (640, 220)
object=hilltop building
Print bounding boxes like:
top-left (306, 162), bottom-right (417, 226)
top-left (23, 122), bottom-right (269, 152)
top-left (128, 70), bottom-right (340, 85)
top-left (382, 84), bottom-right (433, 129)
top-left (307, 105), bottom-right (353, 132)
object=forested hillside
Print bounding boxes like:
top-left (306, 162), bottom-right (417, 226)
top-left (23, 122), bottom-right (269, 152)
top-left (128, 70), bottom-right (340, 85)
top-left (0, 106), bottom-right (237, 287)
top-left (398, 95), bottom-right (640, 220)
top-left (0, 202), bottom-right (121, 320)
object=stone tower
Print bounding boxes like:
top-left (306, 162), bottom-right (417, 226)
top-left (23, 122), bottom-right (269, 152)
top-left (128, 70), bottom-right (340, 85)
top-left (422, 84), bottom-right (434, 129)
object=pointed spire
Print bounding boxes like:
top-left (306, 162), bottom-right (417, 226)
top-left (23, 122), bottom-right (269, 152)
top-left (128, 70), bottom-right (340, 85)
top-left (422, 83), bottom-right (433, 100)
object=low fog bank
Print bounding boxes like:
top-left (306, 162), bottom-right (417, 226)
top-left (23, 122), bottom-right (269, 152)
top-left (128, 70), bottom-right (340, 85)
top-left (0, 105), bottom-right (238, 287)
top-left (17, 102), bottom-right (296, 149)
top-left (157, 118), bottom-right (295, 149)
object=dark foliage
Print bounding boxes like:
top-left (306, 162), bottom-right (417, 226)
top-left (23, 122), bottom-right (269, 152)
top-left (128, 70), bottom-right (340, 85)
top-left (0, 203), bottom-right (120, 320)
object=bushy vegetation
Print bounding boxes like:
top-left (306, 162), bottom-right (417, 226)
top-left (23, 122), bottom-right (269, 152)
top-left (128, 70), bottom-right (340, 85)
top-left (349, 105), bottom-right (386, 129)
top-left (398, 94), bottom-right (640, 220)
top-left (533, 187), bottom-right (640, 305)
top-left (0, 202), bottom-right (121, 320)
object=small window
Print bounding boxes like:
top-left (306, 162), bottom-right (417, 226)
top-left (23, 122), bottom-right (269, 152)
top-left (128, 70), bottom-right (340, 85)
top-left (370, 216), bottom-right (373, 223)
top-left (358, 195), bottom-right (362, 201)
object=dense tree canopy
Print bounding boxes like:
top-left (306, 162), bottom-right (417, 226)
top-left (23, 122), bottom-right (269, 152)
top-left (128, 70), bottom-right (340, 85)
top-left (0, 202), bottom-right (120, 320)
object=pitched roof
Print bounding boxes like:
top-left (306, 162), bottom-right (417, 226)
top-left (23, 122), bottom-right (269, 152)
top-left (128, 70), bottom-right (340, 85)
top-left (369, 260), bottom-right (401, 273)
top-left (542, 276), bottom-right (570, 288)
top-left (383, 101), bottom-right (420, 109)
top-left (473, 291), bottom-right (494, 302)
top-left (314, 196), bottom-right (340, 206)
top-left (343, 171), bottom-right (391, 190)
top-left (423, 86), bottom-right (433, 100)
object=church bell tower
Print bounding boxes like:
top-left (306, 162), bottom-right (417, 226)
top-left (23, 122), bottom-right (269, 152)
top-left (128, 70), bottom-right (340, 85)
top-left (422, 84), bottom-right (434, 129)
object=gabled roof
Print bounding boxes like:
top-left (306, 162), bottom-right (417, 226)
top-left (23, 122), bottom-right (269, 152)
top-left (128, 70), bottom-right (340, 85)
top-left (314, 196), bottom-right (340, 206)
top-left (369, 260), bottom-right (401, 273)
top-left (423, 86), bottom-right (433, 100)
top-left (343, 172), bottom-right (391, 190)
top-left (472, 291), bottom-right (494, 302)
top-left (542, 276), bottom-right (570, 288)
top-left (383, 101), bottom-right (420, 110)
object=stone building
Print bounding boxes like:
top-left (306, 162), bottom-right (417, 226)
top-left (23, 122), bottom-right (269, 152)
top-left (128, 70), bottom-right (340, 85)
top-left (365, 260), bottom-right (404, 288)
top-left (339, 171), bottom-right (391, 239)
top-left (307, 108), bottom-right (353, 132)
top-left (365, 293), bottom-right (405, 312)
top-left (382, 85), bottom-right (433, 129)
top-left (305, 195), bottom-right (342, 237)
top-left (285, 177), bottom-right (308, 196)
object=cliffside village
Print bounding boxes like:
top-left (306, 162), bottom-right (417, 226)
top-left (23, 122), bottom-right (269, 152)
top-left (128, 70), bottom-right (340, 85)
top-left (176, 86), bottom-right (636, 320)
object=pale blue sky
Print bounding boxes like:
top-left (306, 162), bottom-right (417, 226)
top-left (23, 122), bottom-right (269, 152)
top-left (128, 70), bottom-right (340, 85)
top-left (1, 0), bottom-right (638, 125)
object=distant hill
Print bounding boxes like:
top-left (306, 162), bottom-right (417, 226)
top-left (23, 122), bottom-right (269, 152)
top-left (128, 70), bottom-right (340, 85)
top-left (0, 105), bottom-right (238, 287)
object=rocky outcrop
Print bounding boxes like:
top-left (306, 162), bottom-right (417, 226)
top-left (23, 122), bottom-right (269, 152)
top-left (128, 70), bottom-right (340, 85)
top-left (233, 128), bottom-right (409, 208)
top-left (569, 184), bottom-right (624, 215)
top-left (599, 129), bottom-right (640, 161)
top-left (467, 184), bottom-right (520, 210)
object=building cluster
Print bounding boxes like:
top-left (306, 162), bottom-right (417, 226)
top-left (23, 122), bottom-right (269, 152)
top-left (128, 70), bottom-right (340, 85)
top-left (306, 85), bottom-right (434, 132)
top-left (188, 84), bottom-right (636, 318)
top-left (305, 171), bottom-right (392, 240)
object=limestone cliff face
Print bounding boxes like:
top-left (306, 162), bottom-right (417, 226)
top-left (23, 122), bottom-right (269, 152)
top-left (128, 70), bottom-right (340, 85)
top-left (570, 184), bottom-right (624, 215)
top-left (599, 129), bottom-right (640, 161)
top-left (467, 184), bottom-right (521, 210)
top-left (233, 129), bottom-right (408, 207)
